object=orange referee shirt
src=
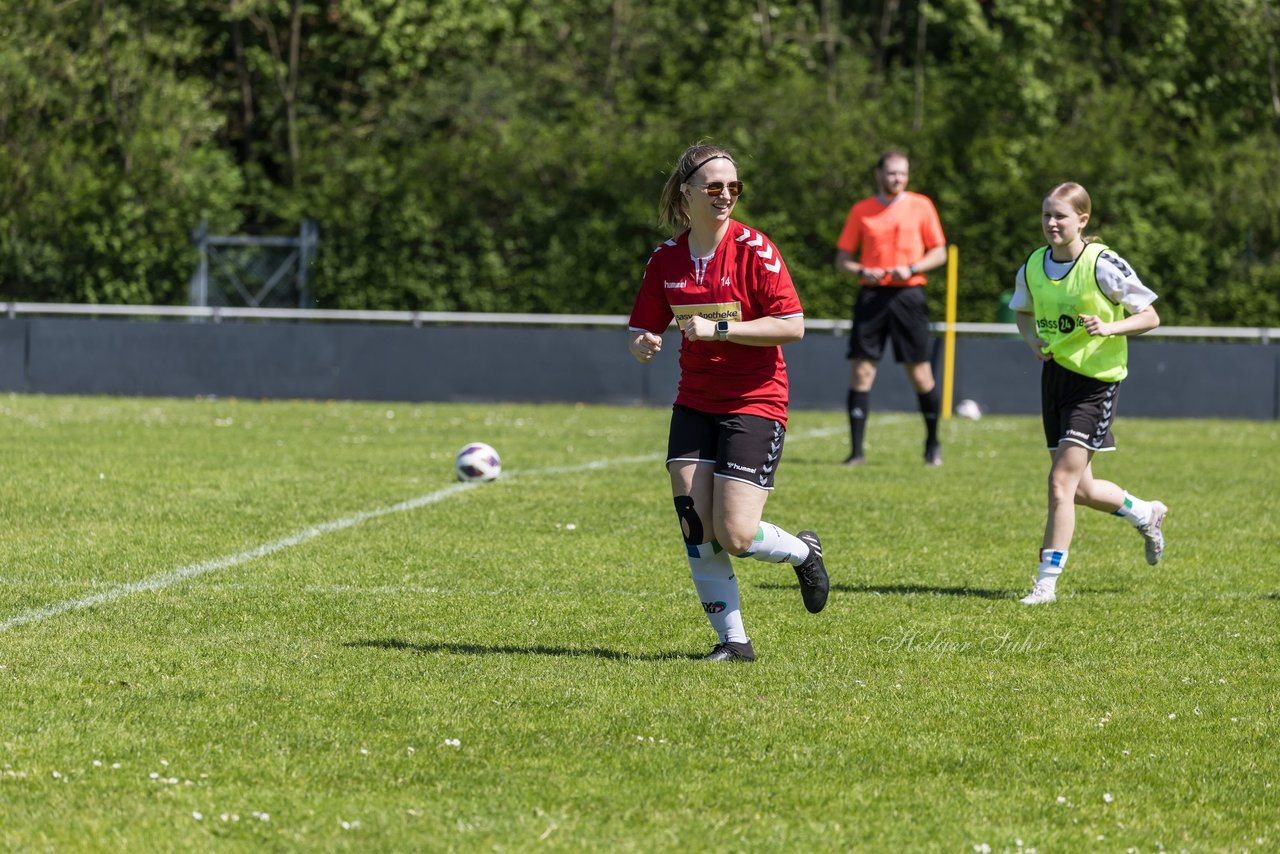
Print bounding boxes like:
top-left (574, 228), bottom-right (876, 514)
top-left (836, 191), bottom-right (945, 287)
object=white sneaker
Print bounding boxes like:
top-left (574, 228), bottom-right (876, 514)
top-left (1019, 577), bottom-right (1057, 606)
top-left (1138, 501), bottom-right (1168, 566)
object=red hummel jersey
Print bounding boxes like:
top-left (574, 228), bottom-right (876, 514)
top-left (628, 220), bottom-right (803, 426)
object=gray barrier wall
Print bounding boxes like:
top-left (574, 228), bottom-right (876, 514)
top-left (1, 318), bottom-right (1276, 419)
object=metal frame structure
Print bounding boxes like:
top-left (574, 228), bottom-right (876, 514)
top-left (188, 220), bottom-right (319, 308)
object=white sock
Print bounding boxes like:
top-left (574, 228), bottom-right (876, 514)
top-left (1113, 493), bottom-right (1153, 528)
top-left (1037, 548), bottom-right (1067, 591)
top-left (687, 541), bottom-right (747, 643)
top-left (736, 521), bottom-right (810, 566)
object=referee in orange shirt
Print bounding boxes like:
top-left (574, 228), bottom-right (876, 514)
top-left (835, 149), bottom-right (949, 466)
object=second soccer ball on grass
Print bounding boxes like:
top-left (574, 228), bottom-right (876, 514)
top-left (455, 442), bottom-right (502, 482)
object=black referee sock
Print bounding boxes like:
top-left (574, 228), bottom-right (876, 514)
top-left (918, 387), bottom-right (940, 446)
top-left (847, 389), bottom-right (869, 458)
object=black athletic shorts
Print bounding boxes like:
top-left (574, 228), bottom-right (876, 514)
top-left (1041, 359), bottom-right (1119, 452)
top-left (666, 404), bottom-right (786, 490)
top-left (847, 285), bottom-right (932, 364)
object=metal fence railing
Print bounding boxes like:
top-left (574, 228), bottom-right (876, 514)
top-left (2, 302), bottom-right (1277, 343)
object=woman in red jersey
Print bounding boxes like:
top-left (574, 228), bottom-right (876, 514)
top-left (627, 143), bottom-right (829, 662)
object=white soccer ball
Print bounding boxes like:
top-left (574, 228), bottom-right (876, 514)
top-left (454, 442), bottom-right (502, 482)
top-left (955, 398), bottom-right (983, 421)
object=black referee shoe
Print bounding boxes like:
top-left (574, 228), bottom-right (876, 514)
top-left (704, 640), bottom-right (756, 662)
top-left (924, 441), bottom-right (943, 466)
top-left (794, 531), bottom-right (829, 614)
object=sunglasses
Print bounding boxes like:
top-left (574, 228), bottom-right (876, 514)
top-left (688, 181), bottom-right (744, 198)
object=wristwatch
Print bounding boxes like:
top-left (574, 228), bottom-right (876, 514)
top-left (715, 320), bottom-right (730, 341)
top-left (909, 263), bottom-right (920, 275)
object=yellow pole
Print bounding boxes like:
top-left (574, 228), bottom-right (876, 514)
top-left (941, 244), bottom-right (958, 419)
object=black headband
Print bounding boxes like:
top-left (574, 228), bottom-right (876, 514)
top-left (682, 154), bottom-right (734, 182)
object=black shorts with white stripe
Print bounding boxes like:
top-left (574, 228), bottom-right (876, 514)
top-left (666, 404), bottom-right (786, 490)
top-left (1041, 360), bottom-right (1120, 452)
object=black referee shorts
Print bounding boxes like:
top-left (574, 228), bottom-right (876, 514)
top-left (847, 286), bottom-right (932, 364)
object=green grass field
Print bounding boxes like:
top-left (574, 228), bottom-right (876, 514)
top-left (1, 394), bottom-right (1276, 852)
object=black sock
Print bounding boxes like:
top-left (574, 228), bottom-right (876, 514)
top-left (918, 387), bottom-right (940, 446)
top-left (847, 389), bottom-right (869, 458)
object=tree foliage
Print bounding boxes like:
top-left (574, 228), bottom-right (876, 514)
top-left (2, 0), bottom-right (1277, 324)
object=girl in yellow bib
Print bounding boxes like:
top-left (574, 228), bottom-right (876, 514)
top-left (1009, 183), bottom-right (1168, 605)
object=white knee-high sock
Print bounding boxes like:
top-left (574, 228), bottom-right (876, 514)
top-left (687, 541), bottom-right (747, 643)
top-left (736, 521), bottom-right (810, 566)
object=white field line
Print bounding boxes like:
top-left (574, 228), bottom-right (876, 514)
top-left (0, 428), bottom-right (842, 633)
top-left (0, 483), bottom-right (478, 632)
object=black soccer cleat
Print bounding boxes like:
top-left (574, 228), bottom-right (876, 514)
top-left (704, 640), bottom-right (756, 662)
top-left (794, 531), bottom-right (829, 614)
